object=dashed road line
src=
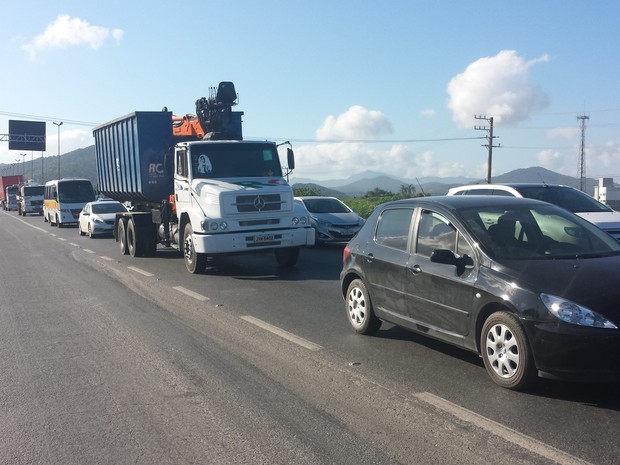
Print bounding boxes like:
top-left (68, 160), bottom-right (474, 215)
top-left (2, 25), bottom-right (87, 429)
top-left (241, 315), bottom-right (322, 351)
top-left (100, 256), bottom-right (114, 261)
top-left (173, 286), bottom-right (209, 301)
top-left (128, 266), bottom-right (154, 277)
top-left (83, 249), bottom-right (96, 254)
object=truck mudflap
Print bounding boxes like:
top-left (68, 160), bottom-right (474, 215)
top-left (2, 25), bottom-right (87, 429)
top-left (192, 227), bottom-right (315, 254)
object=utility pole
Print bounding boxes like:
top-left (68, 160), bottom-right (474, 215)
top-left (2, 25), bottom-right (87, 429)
top-left (577, 114), bottom-right (589, 192)
top-left (474, 115), bottom-right (500, 183)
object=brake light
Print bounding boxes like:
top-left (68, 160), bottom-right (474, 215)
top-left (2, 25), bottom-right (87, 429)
top-left (342, 244), bottom-right (350, 263)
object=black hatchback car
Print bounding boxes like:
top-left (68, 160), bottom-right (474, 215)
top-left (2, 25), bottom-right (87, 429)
top-left (340, 196), bottom-right (620, 390)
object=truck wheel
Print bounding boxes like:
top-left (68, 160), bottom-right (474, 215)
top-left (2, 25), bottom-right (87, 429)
top-left (118, 219), bottom-right (129, 255)
top-left (183, 223), bottom-right (206, 274)
top-left (127, 219), bottom-right (146, 257)
top-left (274, 247), bottom-right (300, 267)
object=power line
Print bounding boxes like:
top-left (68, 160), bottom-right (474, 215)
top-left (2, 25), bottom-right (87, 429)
top-left (0, 111), bottom-right (98, 127)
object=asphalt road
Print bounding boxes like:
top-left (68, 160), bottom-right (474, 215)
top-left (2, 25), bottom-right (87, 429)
top-left (1, 210), bottom-right (618, 465)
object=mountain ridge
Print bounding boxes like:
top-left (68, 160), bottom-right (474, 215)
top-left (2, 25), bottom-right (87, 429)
top-left (1, 145), bottom-right (604, 196)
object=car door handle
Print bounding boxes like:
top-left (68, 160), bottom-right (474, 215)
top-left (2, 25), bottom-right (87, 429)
top-left (365, 253), bottom-right (374, 263)
top-left (408, 264), bottom-right (422, 275)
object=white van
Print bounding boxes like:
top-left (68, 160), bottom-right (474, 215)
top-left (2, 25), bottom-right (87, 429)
top-left (44, 179), bottom-right (96, 227)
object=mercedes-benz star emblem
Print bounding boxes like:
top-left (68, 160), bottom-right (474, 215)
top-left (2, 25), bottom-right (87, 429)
top-left (253, 196), bottom-right (266, 210)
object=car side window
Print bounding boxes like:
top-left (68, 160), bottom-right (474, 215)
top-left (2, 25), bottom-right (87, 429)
top-left (374, 208), bottom-right (414, 251)
top-left (416, 210), bottom-right (456, 257)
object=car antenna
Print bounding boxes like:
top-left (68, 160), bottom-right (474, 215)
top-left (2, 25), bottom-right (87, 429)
top-left (538, 172), bottom-right (548, 187)
top-left (416, 177), bottom-right (427, 196)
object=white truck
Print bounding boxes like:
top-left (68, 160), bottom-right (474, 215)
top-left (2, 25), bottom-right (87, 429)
top-left (17, 181), bottom-right (44, 216)
top-left (93, 81), bottom-right (314, 274)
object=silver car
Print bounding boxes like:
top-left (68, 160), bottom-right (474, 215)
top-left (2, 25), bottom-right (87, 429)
top-left (78, 200), bottom-right (127, 238)
top-left (295, 196), bottom-right (364, 244)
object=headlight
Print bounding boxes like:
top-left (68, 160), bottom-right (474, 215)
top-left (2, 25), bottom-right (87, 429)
top-left (93, 217), bottom-right (104, 224)
top-left (202, 220), bottom-right (228, 232)
top-left (540, 294), bottom-right (617, 329)
top-left (317, 219), bottom-right (331, 227)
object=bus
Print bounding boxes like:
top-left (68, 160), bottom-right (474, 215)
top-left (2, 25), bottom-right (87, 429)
top-left (44, 179), bottom-right (96, 227)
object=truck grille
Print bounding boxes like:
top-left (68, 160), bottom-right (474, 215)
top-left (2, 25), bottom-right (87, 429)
top-left (234, 194), bottom-right (282, 213)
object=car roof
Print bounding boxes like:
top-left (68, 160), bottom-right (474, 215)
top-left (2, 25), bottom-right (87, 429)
top-left (380, 195), bottom-right (549, 210)
top-left (450, 183), bottom-right (576, 190)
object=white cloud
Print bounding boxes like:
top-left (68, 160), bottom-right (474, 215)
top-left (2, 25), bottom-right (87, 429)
top-left (547, 126), bottom-right (579, 139)
top-left (538, 149), bottom-right (567, 172)
top-left (447, 50), bottom-right (550, 128)
top-left (421, 109), bottom-right (437, 117)
top-left (293, 142), bottom-right (465, 181)
top-left (23, 15), bottom-right (124, 60)
top-left (316, 105), bottom-right (393, 140)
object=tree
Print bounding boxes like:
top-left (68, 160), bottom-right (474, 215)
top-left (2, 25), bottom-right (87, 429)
top-left (293, 186), bottom-right (321, 197)
top-left (363, 187), bottom-right (393, 198)
top-left (399, 184), bottom-right (416, 198)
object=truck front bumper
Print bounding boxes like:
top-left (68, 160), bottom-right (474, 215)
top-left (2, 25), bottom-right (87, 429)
top-left (193, 227), bottom-right (315, 254)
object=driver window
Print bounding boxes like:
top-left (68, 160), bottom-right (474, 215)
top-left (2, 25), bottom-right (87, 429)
top-left (176, 149), bottom-right (188, 177)
top-left (417, 210), bottom-right (456, 257)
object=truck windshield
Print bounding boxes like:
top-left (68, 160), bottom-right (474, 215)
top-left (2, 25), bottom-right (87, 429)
top-left (24, 186), bottom-right (44, 196)
top-left (191, 144), bottom-right (283, 179)
top-left (58, 181), bottom-right (96, 203)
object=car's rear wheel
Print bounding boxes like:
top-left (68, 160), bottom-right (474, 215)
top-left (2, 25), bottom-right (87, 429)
top-left (345, 279), bottom-right (382, 335)
top-left (481, 312), bottom-right (536, 390)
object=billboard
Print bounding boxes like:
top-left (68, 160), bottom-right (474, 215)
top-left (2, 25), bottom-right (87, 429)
top-left (8, 120), bottom-right (46, 151)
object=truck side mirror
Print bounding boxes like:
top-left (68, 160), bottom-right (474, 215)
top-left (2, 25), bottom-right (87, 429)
top-left (287, 148), bottom-right (295, 171)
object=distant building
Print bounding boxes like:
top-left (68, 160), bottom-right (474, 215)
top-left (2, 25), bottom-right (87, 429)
top-left (595, 178), bottom-right (620, 210)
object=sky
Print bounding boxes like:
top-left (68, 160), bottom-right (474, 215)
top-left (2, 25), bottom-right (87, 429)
top-left (1, 1), bottom-right (620, 185)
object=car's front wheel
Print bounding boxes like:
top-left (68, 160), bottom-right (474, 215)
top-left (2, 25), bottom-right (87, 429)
top-left (345, 279), bottom-right (382, 335)
top-left (481, 312), bottom-right (536, 390)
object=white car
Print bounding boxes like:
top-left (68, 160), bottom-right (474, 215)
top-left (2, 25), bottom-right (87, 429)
top-left (78, 200), bottom-right (127, 238)
top-left (295, 196), bottom-right (364, 244)
top-left (447, 183), bottom-right (620, 240)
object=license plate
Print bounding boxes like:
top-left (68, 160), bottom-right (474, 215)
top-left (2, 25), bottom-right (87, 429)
top-left (252, 234), bottom-right (274, 243)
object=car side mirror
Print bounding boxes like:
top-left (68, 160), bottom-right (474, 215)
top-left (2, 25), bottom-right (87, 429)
top-left (430, 249), bottom-right (458, 266)
top-left (430, 249), bottom-right (473, 275)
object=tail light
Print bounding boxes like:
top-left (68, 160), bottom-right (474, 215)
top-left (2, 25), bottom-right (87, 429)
top-left (342, 244), bottom-right (351, 263)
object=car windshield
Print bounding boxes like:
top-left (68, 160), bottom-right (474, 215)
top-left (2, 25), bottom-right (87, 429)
top-left (302, 198), bottom-right (350, 214)
top-left (91, 203), bottom-right (126, 214)
top-left (516, 186), bottom-right (612, 213)
top-left (459, 203), bottom-right (620, 260)
top-left (191, 143), bottom-right (283, 179)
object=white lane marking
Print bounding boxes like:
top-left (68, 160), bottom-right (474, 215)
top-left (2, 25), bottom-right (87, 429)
top-left (173, 286), bottom-right (209, 301)
top-left (414, 392), bottom-right (594, 465)
top-left (100, 256), bottom-right (114, 261)
top-left (241, 315), bottom-right (322, 352)
top-left (49, 233), bottom-right (57, 237)
top-left (58, 237), bottom-right (67, 242)
top-left (83, 249), bottom-right (96, 254)
top-left (69, 242), bottom-right (80, 247)
top-left (127, 266), bottom-right (154, 277)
